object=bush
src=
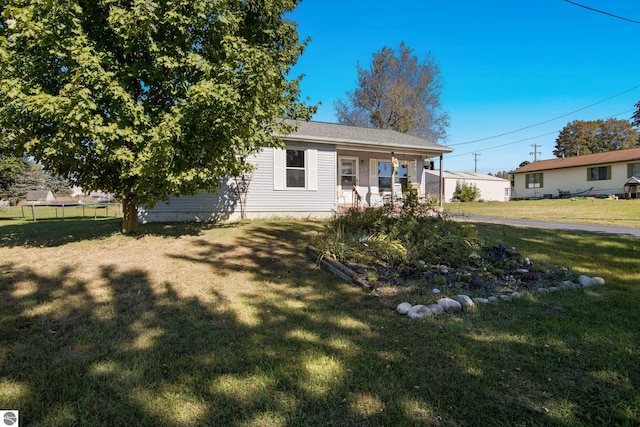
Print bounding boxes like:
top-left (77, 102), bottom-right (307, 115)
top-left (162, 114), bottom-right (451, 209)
top-left (452, 181), bottom-right (481, 202)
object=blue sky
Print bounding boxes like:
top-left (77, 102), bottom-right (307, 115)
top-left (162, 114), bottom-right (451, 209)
top-left (287, 0), bottom-right (640, 173)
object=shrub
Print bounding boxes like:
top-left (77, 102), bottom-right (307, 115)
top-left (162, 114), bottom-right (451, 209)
top-left (453, 181), bottom-right (481, 202)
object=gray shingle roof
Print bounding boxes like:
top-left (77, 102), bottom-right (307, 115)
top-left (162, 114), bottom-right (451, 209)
top-left (283, 120), bottom-right (452, 155)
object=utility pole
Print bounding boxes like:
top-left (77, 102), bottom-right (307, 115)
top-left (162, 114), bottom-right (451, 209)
top-left (472, 152), bottom-right (481, 173)
top-left (530, 144), bottom-right (541, 162)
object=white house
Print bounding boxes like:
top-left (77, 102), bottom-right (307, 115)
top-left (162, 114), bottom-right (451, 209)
top-left (139, 120), bottom-right (453, 222)
top-left (511, 147), bottom-right (640, 199)
top-left (424, 170), bottom-right (511, 202)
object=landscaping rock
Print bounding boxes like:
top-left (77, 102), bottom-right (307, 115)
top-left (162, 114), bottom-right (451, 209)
top-left (578, 275), bottom-right (597, 288)
top-left (561, 280), bottom-right (580, 290)
top-left (432, 288), bottom-right (441, 295)
top-left (453, 294), bottom-right (476, 311)
top-left (511, 291), bottom-right (523, 299)
top-left (594, 277), bottom-right (605, 285)
top-left (427, 303), bottom-right (445, 315)
top-left (438, 298), bottom-right (462, 313)
top-left (407, 305), bottom-right (432, 319)
top-left (473, 297), bottom-right (490, 305)
top-left (499, 294), bottom-right (511, 301)
top-left (396, 302), bottom-right (412, 315)
top-left (488, 296), bottom-right (499, 303)
top-left (537, 288), bottom-right (550, 294)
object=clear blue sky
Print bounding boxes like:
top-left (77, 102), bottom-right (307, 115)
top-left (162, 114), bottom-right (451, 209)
top-left (287, 0), bottom-right (640, 174)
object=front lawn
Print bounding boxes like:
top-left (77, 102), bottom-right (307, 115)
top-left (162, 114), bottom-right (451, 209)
top-left (0, 216), bottom-right (638, 425)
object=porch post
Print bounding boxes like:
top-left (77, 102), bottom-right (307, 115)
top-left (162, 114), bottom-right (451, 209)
top-left (439, 154), bottom-right (444, 206)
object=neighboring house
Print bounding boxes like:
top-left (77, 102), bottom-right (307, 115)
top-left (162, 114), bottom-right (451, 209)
top-left (140, 120), bottom-right (452, 222)
top-left (25, 190), bottom-right (55, 203)
top-left (511, 147), bottom-right (640, 199)
top-left (424, 170), bottom-right (511, 202)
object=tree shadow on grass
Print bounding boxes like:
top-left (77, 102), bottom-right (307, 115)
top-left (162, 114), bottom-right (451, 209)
top-left (0, 219), bottom-right (247, 248)
top-left (1, 221), bottom-right (637, 425)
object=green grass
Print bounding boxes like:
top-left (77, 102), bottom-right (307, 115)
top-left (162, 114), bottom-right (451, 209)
top-left (444, 198), bottom-right (640, 227)
top-left (0, 213), bottom-right (639, 426)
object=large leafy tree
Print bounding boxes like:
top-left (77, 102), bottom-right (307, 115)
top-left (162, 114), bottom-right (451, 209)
top-left (0, 0), bottom-right (314, 233)
top-left (553, 119), bottom-right (639, 158)
top-left (335, 41), bottom-right (449, 141)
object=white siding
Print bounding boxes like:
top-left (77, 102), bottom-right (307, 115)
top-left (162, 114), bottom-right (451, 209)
top-left (425, 171), bottom-right (511, 202)
top-left (513, 163), bottom-right (629, 199)
top-left (246, 143), bottom-right (335, 217)
top-left (141, 143), bottom-right (337, 223)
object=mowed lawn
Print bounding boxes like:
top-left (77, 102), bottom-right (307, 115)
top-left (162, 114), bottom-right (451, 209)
top-left (445, 198), bottom-right (640, 227)
top-left (0, 206), bottom-right (639, 426)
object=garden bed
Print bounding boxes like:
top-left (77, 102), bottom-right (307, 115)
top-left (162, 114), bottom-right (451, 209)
top-left (313, 207), bottom-right (575, 299)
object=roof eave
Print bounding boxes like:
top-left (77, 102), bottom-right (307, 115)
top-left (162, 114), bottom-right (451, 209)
top-left (283, 134), bottom-right (453, 156)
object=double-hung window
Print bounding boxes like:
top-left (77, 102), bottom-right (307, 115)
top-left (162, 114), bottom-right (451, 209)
top-left (286, 149), bottom-right (305, 188)
top-left (273, 147), bottom-right (317, 191)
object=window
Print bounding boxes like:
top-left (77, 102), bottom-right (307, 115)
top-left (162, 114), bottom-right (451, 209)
top-left (274, 147), bottom-right (317, 191)
top-left (525, 173), bottom-right (543, 188)
top-left (286, 149), bottom-right (305, 188)
top-left (377, 161), bottom-right (392, 191)
top-left (628, 163), bottom-right (640, 178)
top-left (377, 160), bottom-right (409, 191)
top-left (397, 163), bottom-right (409, 188)
top-left (587, 166), bottom-right (611, 181)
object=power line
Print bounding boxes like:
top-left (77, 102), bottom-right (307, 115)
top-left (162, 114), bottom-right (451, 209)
top-left (447, 108), bottom-right (636, 159)
top-left (449, 83), bottom-right (640, 146)
top-left (563, 0), bottom-right (640, 25)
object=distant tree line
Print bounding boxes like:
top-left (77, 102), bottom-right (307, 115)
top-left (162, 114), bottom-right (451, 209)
top-left (553, 118), bottom-right (639, 158)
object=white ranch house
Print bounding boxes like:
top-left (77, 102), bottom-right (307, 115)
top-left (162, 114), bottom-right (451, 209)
top-left (140, 121), bottom-right (452, 222)
top-left (511, 147), bottom-right (640, 199)
top-left (424, 170), bottom-right (511, 202)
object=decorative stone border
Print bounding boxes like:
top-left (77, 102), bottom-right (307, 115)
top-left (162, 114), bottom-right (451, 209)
top-left (397, 275), bottom-right (605, 318)
top-left (307, 244), bottom-right (605, 319)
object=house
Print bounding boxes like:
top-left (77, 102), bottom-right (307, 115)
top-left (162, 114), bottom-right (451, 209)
top-left (511, 147), bottom-right (640, 199)
top-left (424, 170), bottom-right (511, 202)
top-left (25, 190), bottom-right (56, 203)
top-left (139, 120), bottom-right (453, 222)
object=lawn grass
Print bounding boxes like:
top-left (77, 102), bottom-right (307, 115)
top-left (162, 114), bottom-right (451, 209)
top-left (0, 214), bottom-right (638, 426)
top-left (444, 198), bottom-right (640, 227)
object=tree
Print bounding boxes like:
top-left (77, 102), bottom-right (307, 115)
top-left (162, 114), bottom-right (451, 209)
top-left (335, 42), bottom-right (449, 141)
top-left (553, 119), bottom-right (639, 158)
top-left (0, 155), bottom-right (25, 195)
top-left (2, 161), bottom-right (45, 204)
top-left (632, 101), bottom-right (640, 140)
top-left (494, 171), bottom-right (512, 180)
top-left (0, 0), bottom-right (314, 233)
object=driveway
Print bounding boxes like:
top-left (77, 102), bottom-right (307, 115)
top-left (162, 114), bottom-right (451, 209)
top-left (451, 214), bottom-right (640, 238)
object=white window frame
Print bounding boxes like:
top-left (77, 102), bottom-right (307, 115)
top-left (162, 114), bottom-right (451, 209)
top-left (273, 147), bottom-right (317, 191)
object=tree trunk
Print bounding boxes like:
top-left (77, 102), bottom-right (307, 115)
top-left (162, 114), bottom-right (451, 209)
top-left (122, 195), bottom-right (139, 234)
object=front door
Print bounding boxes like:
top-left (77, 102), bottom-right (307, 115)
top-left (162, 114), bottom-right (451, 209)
top-left (339, 157), bottom-right (359, 205)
